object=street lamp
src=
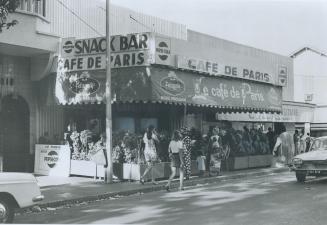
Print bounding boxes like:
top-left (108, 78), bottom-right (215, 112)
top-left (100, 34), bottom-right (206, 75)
top-left (105, 0), bottom-right (113, 183)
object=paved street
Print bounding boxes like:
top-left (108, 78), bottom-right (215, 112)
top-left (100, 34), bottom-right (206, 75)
top-left (14, 171), bottom-right (327, 225)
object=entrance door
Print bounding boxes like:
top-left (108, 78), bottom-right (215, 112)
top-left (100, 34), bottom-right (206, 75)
top-left (0, 95), bottom-right (30, 172)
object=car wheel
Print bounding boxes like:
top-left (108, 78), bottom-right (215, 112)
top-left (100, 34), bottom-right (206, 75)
top-left (296, 171), bottom-right (307, 183)
top-left (0, 199), bottom-right (14, 223)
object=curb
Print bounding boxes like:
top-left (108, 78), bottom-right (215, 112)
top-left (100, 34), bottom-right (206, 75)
top-left (19, 167), bottom-right (289, 213)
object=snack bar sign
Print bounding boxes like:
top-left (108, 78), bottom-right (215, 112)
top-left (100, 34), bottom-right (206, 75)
top-left (60, 33), bottom-right (155, 71)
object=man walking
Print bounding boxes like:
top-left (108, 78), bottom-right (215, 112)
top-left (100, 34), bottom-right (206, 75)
top-left (273, 124), bottom-right (295, 166)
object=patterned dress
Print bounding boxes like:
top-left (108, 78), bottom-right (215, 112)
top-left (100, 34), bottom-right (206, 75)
top-left (182, 136), bottom-right (192, 179)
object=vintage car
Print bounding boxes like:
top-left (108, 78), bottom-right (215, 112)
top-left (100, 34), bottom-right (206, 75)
top-left (291, 136), bottom-right (327, 182)
top-left (0, 173), bottom-right (44, 223)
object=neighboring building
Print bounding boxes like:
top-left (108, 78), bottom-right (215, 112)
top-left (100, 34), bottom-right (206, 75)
top-left (291, 47), bottom-right (327, 136)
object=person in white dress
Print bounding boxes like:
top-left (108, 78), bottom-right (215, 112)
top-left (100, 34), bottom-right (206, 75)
top-left (140, 125), bottom-right (159, 185)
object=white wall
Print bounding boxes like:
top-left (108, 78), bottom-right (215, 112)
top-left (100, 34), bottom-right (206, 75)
top-left (293, 51), bottom-right (327, 104)
top-left (45, 0), bottom-right (187, 40)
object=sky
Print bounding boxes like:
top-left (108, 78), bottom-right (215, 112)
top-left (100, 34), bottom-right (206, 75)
top-left (110, 0), bottom-right (327, 57)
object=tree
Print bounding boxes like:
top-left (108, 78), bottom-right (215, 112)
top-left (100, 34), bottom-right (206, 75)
top-left (0, 0), bottom-right (20, 32)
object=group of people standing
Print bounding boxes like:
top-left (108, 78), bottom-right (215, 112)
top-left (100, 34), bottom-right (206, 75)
top-left (293, 130), bottom-right (312, 155)
top-left (139, 125), bottom-right (193, 191)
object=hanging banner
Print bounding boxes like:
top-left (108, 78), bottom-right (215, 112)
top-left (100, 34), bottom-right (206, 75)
top-left (55, 65), bottom-right (282, 111)
top-left (150, 67), bottom-right (282, 111)
top-left (55, 67), bottom-right (152, 105)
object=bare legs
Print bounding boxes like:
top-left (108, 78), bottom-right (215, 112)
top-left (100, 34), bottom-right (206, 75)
top-left (140, 163), bottom-right (157, 184)
top-left (166, 167), bottom-right (184, 191)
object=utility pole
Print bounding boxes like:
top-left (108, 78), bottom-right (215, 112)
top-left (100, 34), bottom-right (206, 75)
top-left (105, 0), bottom-right (113, 183)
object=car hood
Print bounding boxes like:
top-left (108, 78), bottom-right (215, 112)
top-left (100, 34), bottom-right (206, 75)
top-left (0, 173), bottom-right (36, 183)
top-left (295, 150), bottom-right (327, 161)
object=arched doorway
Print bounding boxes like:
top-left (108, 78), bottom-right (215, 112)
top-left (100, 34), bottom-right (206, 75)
top-left (0, 95), bottom-right (30, 172)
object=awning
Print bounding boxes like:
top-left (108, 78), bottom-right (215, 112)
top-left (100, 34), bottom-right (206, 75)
top-left (54, 66), bottom-right (282, 112)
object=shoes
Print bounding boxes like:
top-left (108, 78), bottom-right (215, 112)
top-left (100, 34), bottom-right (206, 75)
top-left (140, 178), bottom-right (145, 185)
top-left (165, 185), bottom-right (170, 192)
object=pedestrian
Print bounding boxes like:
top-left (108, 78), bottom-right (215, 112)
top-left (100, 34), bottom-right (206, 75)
top-left (266, 127), bottom-right (275, 154)
top-left (293, 130), bottom-right (300, 155)
top-left (305, 133), bottom-right (311, 152)
top-left (165, 130), bottom-right (185, 191)
top-left (299, 129), bottom-right (306, 154)
top-left (180, 127), bottom-right (192, 180)
top-left (140, 125), bottom-right (159, 185)
top-left (209, 127), bottom-right (222, 176)
top-left (273, 124), bottom-right (295, 166)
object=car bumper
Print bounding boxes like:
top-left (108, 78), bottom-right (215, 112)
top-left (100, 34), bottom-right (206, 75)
top-left (32, 195), bottom-right (44, 202)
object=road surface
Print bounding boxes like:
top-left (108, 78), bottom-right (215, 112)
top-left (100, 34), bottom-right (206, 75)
top-left (15, 172), bottom-right (327, 225)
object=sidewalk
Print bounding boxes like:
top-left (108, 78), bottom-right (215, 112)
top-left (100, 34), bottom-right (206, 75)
top-left (31, 166), bottom-right (290, 210)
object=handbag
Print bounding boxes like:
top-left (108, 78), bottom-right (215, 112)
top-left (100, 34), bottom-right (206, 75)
top-left (91, 149), bottom-right (107, 166)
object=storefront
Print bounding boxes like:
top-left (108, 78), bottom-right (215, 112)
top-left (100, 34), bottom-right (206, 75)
top-left (33, 30), bottom-right (295, 177)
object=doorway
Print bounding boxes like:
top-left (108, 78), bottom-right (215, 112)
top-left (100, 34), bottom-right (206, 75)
top-left (0, 95), bottom-right (30, 172)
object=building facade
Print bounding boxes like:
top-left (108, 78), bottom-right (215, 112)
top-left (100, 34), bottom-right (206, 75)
top-left (0, 0), bottom-right (297, 172)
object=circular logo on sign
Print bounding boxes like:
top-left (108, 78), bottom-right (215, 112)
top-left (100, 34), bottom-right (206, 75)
top-left (45, 151), bottom-right (59, 168)
top-left (63, 40), bottom-right (74, 54)
top-left (70, 72), bottom-right (100, 95)
top-left (160, 71), bottom-right (185, 96)
top-left (157, 41), bottom-right (170, 61)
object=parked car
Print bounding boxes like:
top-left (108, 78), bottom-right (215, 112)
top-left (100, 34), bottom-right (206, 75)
top-left (290, 136), bottom-right (327, 182)
top-left (0, 173), bottom-right (44, 223)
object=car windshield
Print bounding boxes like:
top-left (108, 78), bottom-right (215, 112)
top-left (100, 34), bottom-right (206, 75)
top-left (310, 138), bottom-right (327, 151)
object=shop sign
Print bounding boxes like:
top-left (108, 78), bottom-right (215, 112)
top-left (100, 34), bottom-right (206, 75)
top-left (59, 33), bottom-right (155, 72)
top-left (216, 112), bottom-right (296, 122)
top-left (69, 71), bottom-right (100, 95)
top-left (176, 55), bottom-right (275, 85)
top-left (151, 67), bottom-right (282, 111)
top-left (155, 36), bottom-right (171, 65)
top-left (34, 145), bottom-right (70, 177)
top-left (160, 71), bottom-right (185, 96)
top-left (278, 65), bottom-right (288, 86)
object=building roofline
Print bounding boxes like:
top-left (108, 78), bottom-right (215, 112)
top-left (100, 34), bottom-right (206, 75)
top-left (289, 47), bottom-right (327, 58)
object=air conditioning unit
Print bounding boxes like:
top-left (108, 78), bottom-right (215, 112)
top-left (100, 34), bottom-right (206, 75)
top-left (304, 94), bottom-right (313, 102)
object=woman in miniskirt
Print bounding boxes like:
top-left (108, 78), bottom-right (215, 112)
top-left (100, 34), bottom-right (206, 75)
top-left (165, 130), bottom-right (185, 191)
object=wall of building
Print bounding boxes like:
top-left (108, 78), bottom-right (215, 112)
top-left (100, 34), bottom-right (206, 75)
top-left (44, 0), bottom-right (187, 40)
top-left (166, 30), bottom-right (294, 101)
top-left (293, 51), bottom-right (327, 104)
top-left (0, 55), bottom-right (36, 154)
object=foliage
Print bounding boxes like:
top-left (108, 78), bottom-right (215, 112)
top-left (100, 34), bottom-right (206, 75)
top-left (0, 0), bottom-right (19, 32)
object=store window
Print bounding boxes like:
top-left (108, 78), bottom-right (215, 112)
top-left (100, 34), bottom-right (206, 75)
top-left (140, 118), bottom-right (158, 132)
top-left (114, 117), bottom-right (135, 133)
top-left (18, 0), bottom-right (46, 17)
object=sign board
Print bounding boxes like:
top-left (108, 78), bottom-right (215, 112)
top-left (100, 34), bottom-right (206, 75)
top-left (59, 33), bottom-right (155, 72)
top-left (34, 145), bottom-right (71, 177)
top-left (151, 67), bottom-right (282, 111)
top-left (155, 36), bottom-right (172, 65)
top-left (278, 65), bottom-right (288, 86)
top-left (216, 112), bottom-right (296, 122)
top-left (176, 55), bottom-right (277, 85)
